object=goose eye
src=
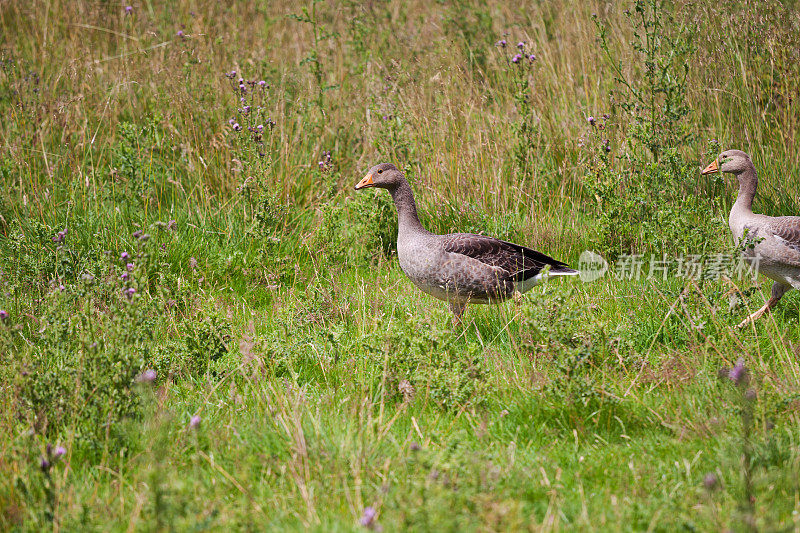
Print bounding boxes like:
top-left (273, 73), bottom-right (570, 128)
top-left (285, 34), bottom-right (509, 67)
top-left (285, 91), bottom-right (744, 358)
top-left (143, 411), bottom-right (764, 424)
top-left (377, 169), bottom-right (383, 174)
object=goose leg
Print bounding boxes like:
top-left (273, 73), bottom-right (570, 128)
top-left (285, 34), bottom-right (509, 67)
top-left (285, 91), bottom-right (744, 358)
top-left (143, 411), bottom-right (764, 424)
top-left (449, 301), bottom-right (467, 326)
top-left (737, 282), bottom-right (790, 328)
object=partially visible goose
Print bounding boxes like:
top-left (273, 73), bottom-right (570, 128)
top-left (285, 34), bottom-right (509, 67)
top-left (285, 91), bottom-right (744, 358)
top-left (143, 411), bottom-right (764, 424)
top-left (355, 163), bottom-right (578, 323)
top-left (702, 149), bottom-right (800, 327)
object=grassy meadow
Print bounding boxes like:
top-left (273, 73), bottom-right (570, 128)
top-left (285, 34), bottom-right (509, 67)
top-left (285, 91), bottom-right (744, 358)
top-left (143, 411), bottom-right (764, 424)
top-left (2, 0), bottom-right (800, 530)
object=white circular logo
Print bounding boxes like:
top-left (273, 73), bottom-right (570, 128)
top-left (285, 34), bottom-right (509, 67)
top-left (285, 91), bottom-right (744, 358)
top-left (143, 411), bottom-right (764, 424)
top-left (578, 250), bottom-right (608, 283)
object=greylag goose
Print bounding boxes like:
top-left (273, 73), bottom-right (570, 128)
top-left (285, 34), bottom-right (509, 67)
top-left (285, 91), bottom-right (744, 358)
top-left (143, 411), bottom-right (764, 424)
top-left (701, 149), bottom-right (800, 327)
top-left (355, 163), bottom-right (578, 323)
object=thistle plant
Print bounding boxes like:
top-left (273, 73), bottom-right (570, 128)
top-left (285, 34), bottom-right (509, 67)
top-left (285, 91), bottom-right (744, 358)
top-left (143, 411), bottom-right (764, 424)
top-left (593, 0), bottom-right (695, 162)
top-left (495, 39), bottom-right (539, 184)
top-left (224, 69), bottom-right (282, 236)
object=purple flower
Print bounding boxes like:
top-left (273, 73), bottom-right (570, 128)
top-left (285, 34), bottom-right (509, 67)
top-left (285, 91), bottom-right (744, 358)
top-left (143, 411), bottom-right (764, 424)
top-left (132, 230), bottom-right (142, 239)
top-left (121, 252), bottom-right (130, 261)
top-left (167, 219), bottom-right (177, 231)
top-left (703, 473), bottom-right (718, 491)
top-left (189, 415), bottom-right (201, 428)
top-left (125, 287), bottom-right (136, 298)
top-left (189, 257), bottom-right (198, 269)
top-left (136, 369), bottom-right (157, 383)
top-left (528, 54), bottom-right (536, 62)
top-left (728, 358), bottom-right (747, 385)
top-left (232, 123), bottom-right (241, 131)
top-left (496, 39), bottom-right (507, 48)
top-left (228, 118), bottom-right (235, 126)
top-left (126, 263), bottom-right (134, 271)
top-left (360, 506), bottom-right (377, 527)
top-left (242, 105), bottom-right (251, 114)
top-left (124, 6), bottom-right (133, 14)
top-left (121, 272), bottom-right (129, 281)
top-left (588, 116), bottom-right (596, 126)
top-left (52, 229), bottom-right (67, 243)
top-left (53, 446), bottom-right (66, 459)
top-left (511, 54), bottom-right (522, 63)
top-left (0, 310), bottom-right (8, 321)
top-left (40, 457), bottom-right (50, 471)
top-left (410, 442), bottom-right (421, 451)
top-left (177, 30), bottom-right (184, 38)
top-left (258, 80), bottom-right (266, 87)
top-left (257, 124), bottom-right (263, 131)
top-left (517, 42), bottom-right (525, 49)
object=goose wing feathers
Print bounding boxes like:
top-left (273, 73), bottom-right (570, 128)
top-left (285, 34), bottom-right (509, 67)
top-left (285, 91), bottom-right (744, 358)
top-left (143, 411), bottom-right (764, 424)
top-left (440, 233), bottom-right (573, 281)
top-left (768, 218), bottom-right (800, 253)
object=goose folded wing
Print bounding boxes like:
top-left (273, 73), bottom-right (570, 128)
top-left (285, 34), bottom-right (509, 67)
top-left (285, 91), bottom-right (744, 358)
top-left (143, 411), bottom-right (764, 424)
top-left (441, 233), bottom-right (571, 281)
top-left (768, 218), bottom-right (800, 257)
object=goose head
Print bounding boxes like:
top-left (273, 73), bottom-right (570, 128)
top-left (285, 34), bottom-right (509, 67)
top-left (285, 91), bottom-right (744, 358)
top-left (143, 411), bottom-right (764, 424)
top-left (701, 149), bottom-right (753, 176)
top-left (355, 163), bottom-right (405, 190)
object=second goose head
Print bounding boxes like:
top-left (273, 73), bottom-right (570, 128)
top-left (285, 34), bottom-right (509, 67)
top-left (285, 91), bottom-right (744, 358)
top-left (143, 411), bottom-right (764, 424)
top-left (355, 163), bottom-right (405, 190)
top-left (701, 149), bottom-right (753, 176)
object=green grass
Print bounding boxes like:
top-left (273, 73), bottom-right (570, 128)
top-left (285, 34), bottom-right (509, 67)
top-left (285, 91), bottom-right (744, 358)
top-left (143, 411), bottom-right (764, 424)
top-left (2, 0), bottom-right (800, 530)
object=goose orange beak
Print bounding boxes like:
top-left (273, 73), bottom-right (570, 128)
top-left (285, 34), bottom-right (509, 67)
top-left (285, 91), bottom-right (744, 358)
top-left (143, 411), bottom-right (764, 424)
top-left (355, 173), bottom-right (374, 190)
top-left (701, 159), bottom-right (719, 175)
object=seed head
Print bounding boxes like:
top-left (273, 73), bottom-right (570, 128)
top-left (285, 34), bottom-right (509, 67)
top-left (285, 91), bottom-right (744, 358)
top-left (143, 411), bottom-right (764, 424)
top-left (52, 229), bottom-right (67, 243)
top-left (703, 472), bottom-right (718, 491)
top-left (360, 506), bottom-right (377, 527)
top-left (728, 358), bottom-right (748, 386)
top-left (137, 369), bottom-right (157, 383)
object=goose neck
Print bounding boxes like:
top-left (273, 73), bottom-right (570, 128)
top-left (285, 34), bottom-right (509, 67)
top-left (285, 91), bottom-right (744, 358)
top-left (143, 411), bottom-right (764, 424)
top-left (732, 165), bottom-right (757, 214)
top-left (389, 180), bottom-right (426, 234)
